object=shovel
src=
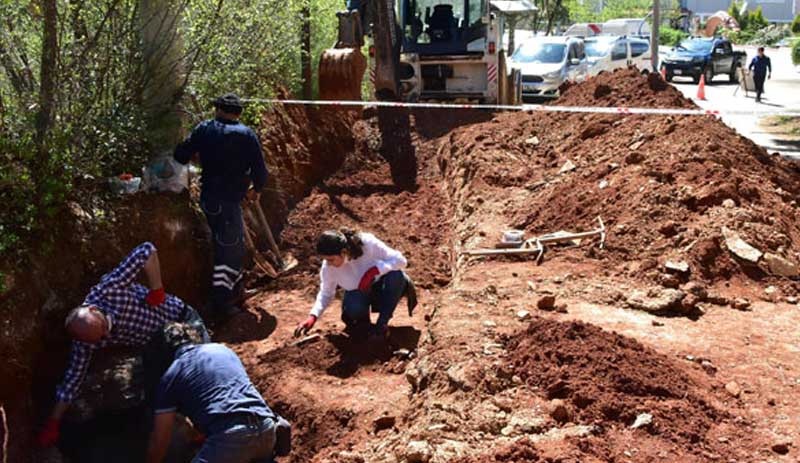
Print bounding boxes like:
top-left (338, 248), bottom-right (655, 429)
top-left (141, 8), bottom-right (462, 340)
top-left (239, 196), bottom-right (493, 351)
top-left (247, 201), bottom-right (298, 274)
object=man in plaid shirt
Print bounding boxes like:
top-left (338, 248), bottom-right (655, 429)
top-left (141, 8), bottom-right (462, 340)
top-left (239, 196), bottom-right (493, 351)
top-left (35, 241), bottom-right (208, 447)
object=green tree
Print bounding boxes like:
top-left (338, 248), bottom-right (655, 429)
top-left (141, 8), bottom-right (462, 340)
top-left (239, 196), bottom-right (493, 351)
top-left (792, 14), bottom-right (800, 34)
top-left (792, 38), bottom-right (800, 65)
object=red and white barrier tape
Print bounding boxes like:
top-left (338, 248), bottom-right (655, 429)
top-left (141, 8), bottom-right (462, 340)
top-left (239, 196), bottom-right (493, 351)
top-left (244, 98), bottom-right (800, 118)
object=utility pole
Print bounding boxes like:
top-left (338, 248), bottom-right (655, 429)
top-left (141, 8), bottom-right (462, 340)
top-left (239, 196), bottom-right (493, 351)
top-left (651, 0), bottom-right (660, 71)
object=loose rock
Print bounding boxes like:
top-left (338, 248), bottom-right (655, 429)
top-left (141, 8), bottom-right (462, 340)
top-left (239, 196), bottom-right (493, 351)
top-left (516, 310), bottom-right (531, 321)
top-left (763, 253), bottom-right (799, 277)
top-left (559, 160), bottom-right (577, 174)
top-left (665, 260), bottom-right (690, 274)
top-left (537, 294), bottom-right (557, 311)
top-left (722, 227), bottom-right (762, 263)
top-left (405, 440), bottom-right (433, 463)
top-left (732, 298), bottom-right (751, 311)
top-left (725, 381), bottom-right (741, 398)
top-left (626, 288), bottom-right (686, 313)
top-left (549, 399), bottom-right (572, 424)
top-left (771, 442), bottom-right (791, 455)
top-left (631, 413), bottom-right (653, 429)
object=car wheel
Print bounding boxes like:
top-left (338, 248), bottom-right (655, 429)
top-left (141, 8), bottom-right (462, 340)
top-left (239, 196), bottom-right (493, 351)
top-left (666, 73), bottom-right (673, 82)
top-left (692, 73), bottom-right (700, 84)
top-left (704, 66), bottom-right (713, 84)
top-left (729, 66), bottom-right (740, 83)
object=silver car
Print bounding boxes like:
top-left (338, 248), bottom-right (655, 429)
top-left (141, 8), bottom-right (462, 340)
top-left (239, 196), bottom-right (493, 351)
top-left (511, 36), bottom-right (589, 100)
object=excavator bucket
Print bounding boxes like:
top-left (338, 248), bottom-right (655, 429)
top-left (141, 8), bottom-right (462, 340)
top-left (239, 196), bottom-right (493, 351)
top-left (319, 10), bottom-right (367, 101)
top-left (319, 48), bottom-right (367, 101)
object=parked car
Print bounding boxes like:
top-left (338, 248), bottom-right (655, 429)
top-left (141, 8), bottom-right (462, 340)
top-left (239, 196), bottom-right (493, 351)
top-left (660, 37), bottom-right (746, 84)
top-left (585, 35), bottom-right (653, 76)
top-left (511, 36), bottom-right (588, 100)
top-left (564, 18), bottom-right (650, 39)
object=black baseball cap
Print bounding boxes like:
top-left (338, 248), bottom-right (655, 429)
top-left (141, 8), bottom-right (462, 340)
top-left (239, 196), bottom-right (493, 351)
top-left (211, 93), bottom-right (244, 112)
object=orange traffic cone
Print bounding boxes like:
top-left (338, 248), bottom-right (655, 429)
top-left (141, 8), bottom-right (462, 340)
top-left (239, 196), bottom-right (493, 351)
top-left (696, 74), bottom-right (706, 100)
top-left (660, 66), bottom-right (667, 81)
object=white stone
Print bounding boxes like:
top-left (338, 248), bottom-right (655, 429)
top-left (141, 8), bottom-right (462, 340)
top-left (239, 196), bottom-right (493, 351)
top-left (631, 413), bottom-right (653, 429)
top-left (665, 260), bottom-right (690, 274)
top-left (559, 159), bottom-right (576, 174)
top-left (405, 440), bottom-right (433, 463)
top-left (516, 310), bottom-right (531, 320)
top-left (525, 136), bottom-right (540, 146)
top-left (722, 227), bottom-right (762, 263)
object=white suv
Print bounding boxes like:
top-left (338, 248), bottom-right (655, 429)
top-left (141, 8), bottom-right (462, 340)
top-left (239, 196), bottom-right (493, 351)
top-left (585, 36), bottom-right (653, 77)
top-left (511, 36), bottom-right (588, 100)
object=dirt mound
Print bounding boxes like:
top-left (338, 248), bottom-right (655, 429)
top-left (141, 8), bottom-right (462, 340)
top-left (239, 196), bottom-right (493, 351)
top-left (557, 67), bottom-right (693, 108)
top-left (504, 318), bottom-right (723, 446)
top-left (441, 70), bottom-right (800, 292)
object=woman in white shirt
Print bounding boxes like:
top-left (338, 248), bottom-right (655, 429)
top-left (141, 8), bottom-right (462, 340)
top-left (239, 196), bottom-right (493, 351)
top-left (294, 229), bottom-right (417, 340)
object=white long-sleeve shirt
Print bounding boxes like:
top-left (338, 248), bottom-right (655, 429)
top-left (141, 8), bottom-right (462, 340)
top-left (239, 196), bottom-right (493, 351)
top-left (310, 233), bottom-right (407, 318)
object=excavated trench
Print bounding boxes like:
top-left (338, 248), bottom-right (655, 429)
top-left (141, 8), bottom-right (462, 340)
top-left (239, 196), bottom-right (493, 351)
top-left (9, 70), bottom-right (799, 462)
top-left (10, 104), bottom-right (481, 463)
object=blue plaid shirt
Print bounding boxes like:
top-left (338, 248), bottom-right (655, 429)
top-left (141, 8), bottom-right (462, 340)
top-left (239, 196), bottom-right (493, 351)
top-left (55, 242), bottom-right (188, 403)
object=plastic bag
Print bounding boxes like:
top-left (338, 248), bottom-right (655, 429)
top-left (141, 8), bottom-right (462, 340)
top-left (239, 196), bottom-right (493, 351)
top-left (108, 174), bottom-right (141, 195)
top-left (142, 156), bottom-right (188, 193)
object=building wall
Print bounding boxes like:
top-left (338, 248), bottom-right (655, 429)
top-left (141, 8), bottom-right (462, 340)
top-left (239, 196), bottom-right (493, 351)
top-left (682, 0), bottom-right (794, 22)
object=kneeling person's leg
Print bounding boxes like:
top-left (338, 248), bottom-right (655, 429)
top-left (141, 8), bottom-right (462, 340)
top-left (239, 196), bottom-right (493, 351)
top-left (342, 290), bottom-right (371, 328)
top-left (374, 270), bottom-right (408, 328)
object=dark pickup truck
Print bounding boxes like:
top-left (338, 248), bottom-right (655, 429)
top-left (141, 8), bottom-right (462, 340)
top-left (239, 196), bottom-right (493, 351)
top-left (660, 37), bottom-right (746, 84)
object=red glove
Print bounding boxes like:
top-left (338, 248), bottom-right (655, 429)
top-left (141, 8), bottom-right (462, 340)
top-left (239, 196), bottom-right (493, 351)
top-left (294, 315), bottom-right (317, 338)
top-left (145, 287), bottom-right (166, 307)
top-left (358, 267), bottom-right (380, 293)
top-left (35, 418), bottom-right (61, 447)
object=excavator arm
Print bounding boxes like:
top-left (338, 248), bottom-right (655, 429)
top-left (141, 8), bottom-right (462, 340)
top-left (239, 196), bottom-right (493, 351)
top-left (318, 0), bottom-right (400, 101)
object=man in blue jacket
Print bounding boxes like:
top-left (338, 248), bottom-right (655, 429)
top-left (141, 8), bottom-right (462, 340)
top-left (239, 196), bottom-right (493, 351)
top-left (748, 47), bottom-right (772, 103)
top-left (146, 323), bottom-right (289, 463)
top-left (174, 93), bottom-right (269, 323)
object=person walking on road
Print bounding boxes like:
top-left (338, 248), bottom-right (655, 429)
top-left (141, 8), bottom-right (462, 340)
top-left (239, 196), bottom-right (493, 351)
top-left (174, 93), bottom-right (269, 323)
top-left (294, 229), bottom-right (417, 341)
top-left (35, 242), bottom-right (209, 448)
top-left (146, 323), bottom-right (290, 463)
top-left (748, 47), bottom-right (772, 103)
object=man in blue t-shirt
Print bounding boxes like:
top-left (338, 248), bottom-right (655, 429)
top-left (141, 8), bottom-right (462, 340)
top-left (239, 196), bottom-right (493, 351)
top-left (748, 47), bottom-right (772, 103)
top-left (174, 93), bottom-right (269, 323)
top-left (146, 323), bottom-right (288, 463)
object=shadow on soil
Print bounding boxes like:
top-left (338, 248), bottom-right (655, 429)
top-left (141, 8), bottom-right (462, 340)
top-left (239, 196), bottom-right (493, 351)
top-left (325, 326), bottom-right (421, 378)
top-left (212, 306), bottom-right (278, 344)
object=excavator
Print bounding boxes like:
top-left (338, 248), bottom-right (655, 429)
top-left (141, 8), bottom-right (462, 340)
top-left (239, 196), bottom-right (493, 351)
top-left (319, 0), bottom-right (532, 104)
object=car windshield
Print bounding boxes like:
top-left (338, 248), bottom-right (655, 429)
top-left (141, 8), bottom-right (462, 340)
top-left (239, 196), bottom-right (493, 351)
top-left (676, 39), bottom-right (713, 53)
top-left (512, 42), bottom-right (566, 64)
top-left (585, 40), bottom-right (614, 58)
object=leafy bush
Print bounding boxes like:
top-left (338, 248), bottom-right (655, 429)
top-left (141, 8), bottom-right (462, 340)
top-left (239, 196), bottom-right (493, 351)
top-left (792, 39), bottom-right (800, 65)
top-left (0, 0), bottom-right (339, 259)
top-left (743, 25), bottom-right (791, 46)
top-left (659, 26), bottom-right (688, 46)
top-left (792, 14), bottom-right (800, 35)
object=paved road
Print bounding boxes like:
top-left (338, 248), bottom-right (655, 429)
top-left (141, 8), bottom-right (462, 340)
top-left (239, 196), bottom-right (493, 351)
top-left (664, 45), bottom-right (800, 159)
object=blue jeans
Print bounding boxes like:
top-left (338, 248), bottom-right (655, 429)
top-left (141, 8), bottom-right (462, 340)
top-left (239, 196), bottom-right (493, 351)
top-left (201, 196), bottom-right (245, 315)
top-left (341, 270), bottom-right (407, 331)
top-left (193, 417), bottom-right (276, 463)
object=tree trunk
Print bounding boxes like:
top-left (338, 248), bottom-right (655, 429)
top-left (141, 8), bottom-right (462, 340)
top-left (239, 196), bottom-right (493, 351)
top-left (36, 0), bottom-right (57, 158)
top-left (139, 0), bottom-right (185, 155)
top-left (301, 3), bottom-right (312, 99)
